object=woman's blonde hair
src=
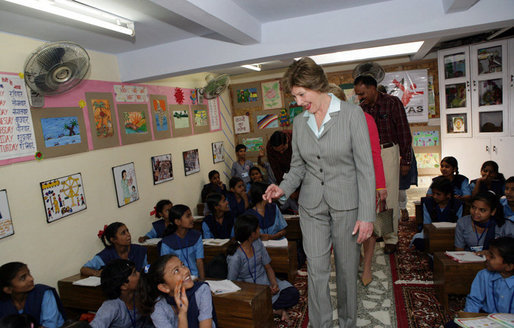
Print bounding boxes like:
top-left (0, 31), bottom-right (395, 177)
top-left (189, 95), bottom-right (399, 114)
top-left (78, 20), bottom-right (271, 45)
top-left (327, 83), bottom-right (346, 101)
top-left (282, 57), bottom-right (329, 94)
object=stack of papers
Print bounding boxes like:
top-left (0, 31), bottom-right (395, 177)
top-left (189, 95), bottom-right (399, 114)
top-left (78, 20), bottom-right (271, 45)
top-left (205, 280), bottom-right (241, 295)
top-left (72, 276), bottom-right (101, 287)
top-left (432, 222), bottom-right (457, 228)
top-left (203, 238), bottom-right (230, 246)
top-left (262, 239), bottom-right (288, 248)
top-left (445, 251), bottom-right (486, 263)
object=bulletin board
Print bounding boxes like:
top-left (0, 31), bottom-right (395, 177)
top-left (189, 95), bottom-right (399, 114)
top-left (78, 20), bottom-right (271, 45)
top-left (191, 104), bottom-right (210, 134)
top-left (170, 104), bottom-right (192, 137)
top-left (411, 125), bottom-right (441, 176)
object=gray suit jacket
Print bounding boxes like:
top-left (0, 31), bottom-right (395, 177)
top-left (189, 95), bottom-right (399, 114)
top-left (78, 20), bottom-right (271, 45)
top-left (279, 99), bottom-right (376, 222)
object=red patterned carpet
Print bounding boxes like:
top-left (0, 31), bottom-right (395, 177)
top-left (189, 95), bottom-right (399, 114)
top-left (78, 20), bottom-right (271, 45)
top-left (393, 218), bottom-right (466, 328)
top-left (273, 267), bottom-right (309, 328)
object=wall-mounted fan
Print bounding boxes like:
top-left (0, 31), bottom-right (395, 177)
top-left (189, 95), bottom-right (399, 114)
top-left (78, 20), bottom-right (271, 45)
top-left (24, 41), bottom-right (90, 107)
top-left (352, 62), bottom-right (385, 83)
top-left (198, 74), bottom-right (230, 100)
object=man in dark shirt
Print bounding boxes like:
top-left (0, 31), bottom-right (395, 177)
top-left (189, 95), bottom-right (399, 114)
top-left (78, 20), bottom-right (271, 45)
top-left (354, 75), bottom-right (412, 254)
top-left (266, 130), bottom-right (293, 184)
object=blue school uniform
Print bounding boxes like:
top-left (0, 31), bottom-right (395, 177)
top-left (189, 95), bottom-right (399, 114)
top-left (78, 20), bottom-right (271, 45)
top-left (90, 298), bottom-right (152, 328)
top-left (201, 183), bottom-right (226, 203)
top-left (225, 192), bottom-right (246, 217)
top-left (245, 204), bottom-right (287, 238)
top-left (501, 197), bottom-right (514, 222)
top-left (469, 178), bottom-right (505, 197)
top-left (427, 174), bottom-right (471, 197)
top-left (227, 239), bottom-right (298, 307)
top-left (150, 282), bottom-right (216, 328)
top-left (495, 219), bottom-right (514, 238)
top-left (422, 197), bottom-right (463, 224)
top-left (145, 219), bottom-right (166, 239)
top-left (160, 230), bottom-right (203, 277)
top-left (455, 216), bottom-right (496, 251)
top-left (463, 269), bottom-right (514, 313)
top-left (84, 245), bottom-right (148, 272)
top-left (0, 284), bottom-right (65, 328)
top-left (202, 213), bottom-right (235, 239)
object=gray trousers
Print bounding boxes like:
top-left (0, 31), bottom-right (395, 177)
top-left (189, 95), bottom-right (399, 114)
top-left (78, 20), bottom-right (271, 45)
top-left (299, 198), bottom-right (360, 328)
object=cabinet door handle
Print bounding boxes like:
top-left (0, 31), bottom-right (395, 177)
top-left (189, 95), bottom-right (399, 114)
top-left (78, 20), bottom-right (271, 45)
top-left (511, 74), bottom-right (513, 87)
top-left (486, 145), bottom-right (489, 152)
top-left (467, 80), bottom-right (470, 91)
top-left (493, 145), bottom-right (497, 153)
top-left (473, 80), bottom-right (477, 91)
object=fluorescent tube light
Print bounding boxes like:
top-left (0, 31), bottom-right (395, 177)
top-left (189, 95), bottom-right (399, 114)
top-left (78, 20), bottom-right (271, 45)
top-left (241, 64), bottom-right (261, 71)
top-left (3, 0), bottom-right (135, 36)
top-left (300, 41), bottom-right (424, 65)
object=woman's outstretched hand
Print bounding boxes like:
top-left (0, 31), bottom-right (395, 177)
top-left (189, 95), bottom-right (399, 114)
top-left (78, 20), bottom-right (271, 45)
top-left (263, 184), bottom-right (285, 203)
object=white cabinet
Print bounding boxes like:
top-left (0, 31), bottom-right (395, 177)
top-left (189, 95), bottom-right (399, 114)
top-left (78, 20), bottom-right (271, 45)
top-left (438, 39), bottom-right (514, 179)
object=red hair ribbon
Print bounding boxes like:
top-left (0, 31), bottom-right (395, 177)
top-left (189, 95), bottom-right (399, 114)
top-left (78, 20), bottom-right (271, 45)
top-left (97, 224), bottom-right (108, 239)
top-left (150, 206), bottom-right (157, 216)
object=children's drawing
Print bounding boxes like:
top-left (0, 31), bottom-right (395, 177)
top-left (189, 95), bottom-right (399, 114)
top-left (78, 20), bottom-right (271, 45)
top-left (415, 153), bottom-right (440, 169)
top-left (152, 99), bottom-right (169, 131)
top-left (233, 115), bottom-right (250, 134)
top-left (212, 141), bottom-right (224, 164)
top-left (174, 88), bottom-right (185, 104)
top-left (151, 154), bottom-right (173, 185)
top-left (236, 87), bottom-right (258, 103)
top-left (112, 162), bottom-right (139, 207)
top-left (257, 113), bottom-right (279, 129)
top-left (0, 190), bottom-right (14, 239)
top-left (114, 85), bottom-right (148, 102)
top-left (123, 111), bottom-right (147, 134)
top-left (173, 110), bottom-right (190, 129)
top-left (242, 137), bottom-right (263, 152)
top-left (279, 108), bottom-right (290, 127)
top-left (91, 99), bottom-right (114, 137)
top-left (261, 80), bottom-right (283, 109)
top-left (41, 116), bottom-right (81, 148)
top-left (190, 89), bottom-right (199, 105)
top-left (183, 149), bottom-right (200, 176)
top-left (40, 173), bottom-right (87, 223)
top-left (288, 104), bottom-right (304, 122)
top-left (194, 109), bottom-right (208, 127)
top-left (413, 131), bottom-right (439, 147)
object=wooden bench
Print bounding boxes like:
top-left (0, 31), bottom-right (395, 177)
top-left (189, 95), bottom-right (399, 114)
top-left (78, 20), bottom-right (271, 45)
top-left (423, 223), bottom-right (455, 253)
top-left (58, 274), bottom-right (273, 328)
top-left (432, 252), bottom-right (486, 311)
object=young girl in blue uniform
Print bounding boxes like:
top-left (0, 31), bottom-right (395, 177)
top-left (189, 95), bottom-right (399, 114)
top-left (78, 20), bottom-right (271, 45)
top-left (226, 214), bottom-right (299, 322)
top-left (91, 259), bottom-right (151, 328)
top-left (427, 156), bottom-right (471, 201)
top-left (245, 182), bottom-right (287, 241)
top-left (225, 177), bottom-right (248, 217)
top-left (202, 193), bottom-right (234, 239)
top-left (137, 255), bottom-right (217, 328)
top-left (455, 192), bottom-right (514, 251)
top-left (501, 176), bottom-right (514, 222)
top-left (470, 161), bottom-right (506, 197)
top-left (81, 222), bottom-right (148, 277)
top-left (411, 177), bottom-right (463, 250)
top-left (201, 170), bottom-right (226, 203)
top-left (463, 236), bottom-right (514, 313)
top-left (139, 200), bottom-right (173, 243)
top-left (0, 262), bottom-right (65, 328)
top-left (160, 205), bottom-right (205, 281)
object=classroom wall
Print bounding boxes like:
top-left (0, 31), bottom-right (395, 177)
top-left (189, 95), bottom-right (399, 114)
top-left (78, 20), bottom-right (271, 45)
top-left (0, 32), bottom-right (234, 288)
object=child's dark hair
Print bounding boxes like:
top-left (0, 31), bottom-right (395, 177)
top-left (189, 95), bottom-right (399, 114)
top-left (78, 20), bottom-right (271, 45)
top-left (0, 262), bottom-right (26, 299)
top-left (154, 199), bottom-right (172, 219)
top-left (249, 181), bottom-right (268, 207)
top-left (235, 144), bottom-right (246, 153)
top-left (249, 166), bottom-right (262, 176)
top-left (100, 259), bottom-right (135, 299)
top-left (163, 204), bottom-right (190, 236)
top-left (137, 254), bottom-right (178, 316)
top-left (481, 161), bottom-right (505, 182)
top-left (208, 170), bottom-right (219, 181)
top-left (269, 131), bottom-right (287, 148)
top-left (441, 156), bottom-right (459, 174)
top-left (227, 214), bottom-right (259, 256)
top-left (489, 237), bottom-right (514, 266)
top-left (0, 314), bottom-right (37, 328)
top-left (100, 222), bottom-right (125, 248)
top-left (229, 177), bottom-right (243, 189)
top-left (507, 176), bottom-right (514, 184)
top-left (430, 176), bottom-right (453, 196)
top-left (472, 191), bottom-right (505, 226)
top-left (206, 193), bottom-right (224, 215)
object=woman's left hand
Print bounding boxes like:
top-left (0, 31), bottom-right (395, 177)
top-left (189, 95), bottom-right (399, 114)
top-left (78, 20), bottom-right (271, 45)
top-left (352, 220), bottom-right (374, 244)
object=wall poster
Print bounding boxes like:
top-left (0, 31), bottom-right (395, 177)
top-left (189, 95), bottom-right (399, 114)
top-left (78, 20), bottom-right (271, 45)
top-left (112, 162), bottom-right (139, 207)
top-left (151, 154), bottom-right (173, 185)
top-left (0, 189), bottom-right (14, 239)
top-left (40, 173), bottom-right (87, 223)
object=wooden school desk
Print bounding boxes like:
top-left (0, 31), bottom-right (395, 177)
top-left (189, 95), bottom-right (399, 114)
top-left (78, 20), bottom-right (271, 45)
top-left (58, 274), bottom-right (273, 328)
top-left (144, 240), bottom-right (298, 283)
top-left (423, 223), bottom-right (456, 253)
top-left (432, 252), bottom-right (486, 311)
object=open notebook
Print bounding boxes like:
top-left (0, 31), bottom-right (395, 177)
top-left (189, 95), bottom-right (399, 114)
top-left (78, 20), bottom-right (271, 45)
top-left (455, 313), bottom-right (514, 328)
top-left (72, 276), bottom-right (101, 287)
top-left (205, 280), bottom-right (241, 295)
top-left (445, 251), bottom-right (486, 263)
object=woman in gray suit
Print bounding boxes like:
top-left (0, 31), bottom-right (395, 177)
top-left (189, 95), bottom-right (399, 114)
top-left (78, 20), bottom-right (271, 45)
top-left (264, 57), bottom-right (376, 328)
